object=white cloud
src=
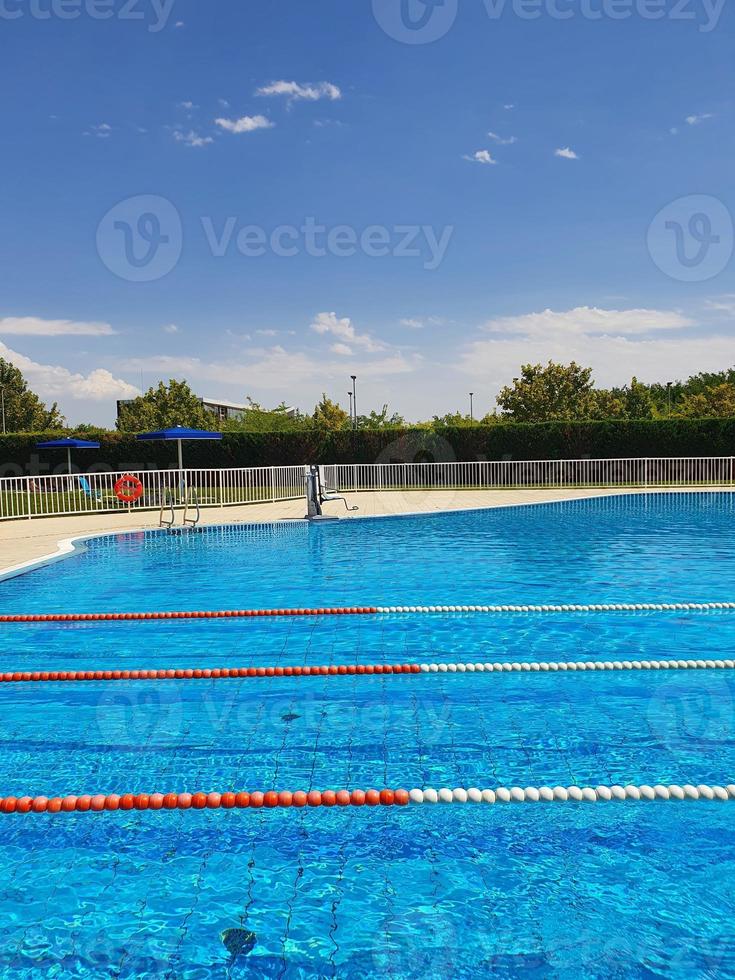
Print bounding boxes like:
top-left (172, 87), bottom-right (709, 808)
top-left (118, 346), bottom-right (415, 391)
top-left (503, 104), bottom-right (515, 110)
top-left (454, 306), bottom-right (720, 395)
top-left (463, 150), bottom-right (497, 165)
top-left (554, 147), bottom-right (579, 160)
top-left (214, 115), bottom-right (274, 134)
top-left (173, 129), bottom-right (213, 148)
top-left (162, 323), bottom-right (179, 334)
top-left (0, 342), bottom-right (138, 401)
top-left (686, 113), bottom-right (714, 125)
top-left (399, 316), bottom-right (444, 329)
top-left (179, 101), bottom-right (197, 111)
top-left (704, 295), bottom-right (735, 316)
top-left (256, 329), bottom-right (278, 337)
top-left (670, 127), bottom-right (679, 136)
top-left (487, 131), bottom-right (517, 145)
top-left (175, 20), bottom-right (184, 27)
top-left (256, 80), bottom-right (342, 102)
top-left (0, 316), bottom-right (116, 337)
top-left (310, 311), bottom-right (386, 353)
top-left (85, 123), bottom-right (111, 139)
top-left (481, 306), bottom-right (692, 337)
top-left (330, 343), bottom-right (353, 356)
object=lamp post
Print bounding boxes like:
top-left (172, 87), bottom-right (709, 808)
top-left (0, 387), bottom-right (5, 435)
top-left (351, 375), bottom-right (357, 430)
top-left (469, 392), bottom-right (474, 422)
top-left (666, 381), bottom-right (673, 417)
top-left (348, 391), bottom-right (353, 426)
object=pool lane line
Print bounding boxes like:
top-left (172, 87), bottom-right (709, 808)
top-left (1, 783), bottom-right (733, 814)
top-left (3, 658), bottom-right (735, 685)
top-left (1, 601), bottom-right (735, 624)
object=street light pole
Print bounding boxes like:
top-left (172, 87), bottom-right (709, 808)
top-left (469, 392), bottom-right (474, 421)
top-left (351, 375), bottom-right (357, 430)
top-left (348, 391), bottom-right (353, 426)
top-left (666, 382), bottom-right (673, 417)
top-left (0, 387), bottom-right (5, 435)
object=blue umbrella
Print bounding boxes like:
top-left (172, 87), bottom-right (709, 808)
top-left (135, 426), bottom-right (222, 470)
top-left (36, 438), bottom-right (101, 474)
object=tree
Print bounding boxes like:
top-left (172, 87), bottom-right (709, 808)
top-left (312, 394), bottom-right (350, 430)
top-left (0, 357), bottom-right (64, 431)
top-left (602, 377), bottom-right (657, 420)
top-left (116, 380), bottom-right (217, 431)
top-left (589, 389), bottom-right (626, 420)
top-left (220, 398), bottom-right (308, 433)
top-left (361, 405), bottom-right (405, 429)
top-left (676, 383), bottom-right (735, 419)
top-left (496, 361), bottom-right (597, 422)
top-left (431, 412), bottom-right (476, 428)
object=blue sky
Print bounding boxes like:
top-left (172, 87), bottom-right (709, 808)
top-left (0, 0), bottom-right (733, 425)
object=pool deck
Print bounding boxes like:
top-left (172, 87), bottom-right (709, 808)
top-left (0, 486), bottom-right (728, 578)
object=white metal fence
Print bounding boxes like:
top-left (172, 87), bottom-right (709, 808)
top-left (0, 465), bottom-right (308, 521)
top-left (1, 457), bottom-right (733, 522)
top-left (322, 458), bottom-right (735, 494)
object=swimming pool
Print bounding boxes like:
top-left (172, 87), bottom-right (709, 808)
top-left (1, 493), bottom-right (735, 977)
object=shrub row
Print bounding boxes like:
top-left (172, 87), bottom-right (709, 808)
top-left (1, 418), bottom-right (733, 476)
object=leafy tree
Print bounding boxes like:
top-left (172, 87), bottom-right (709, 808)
top-left (312, 394), bottom-right (350, 430)
top-left (676, 383), bottom-right (735, 419)
top-left (431, 412), bottom-right (476, 428)
top-left (70, 423), bottom-right (107, 436)
top-left (603, 377), bottom-right (657, 420)
top-left (220, 398), bottom-right (309, 433)
top-left (361, 405), bottom-right (405, 429)
top-left (496, 362), bottom-right (597, 422)
top-left (116, 379), bottom-right (218, 431)
top-left (0, 357), bottom-right (64, 431)
top-left (589, 389), bottom-right (626, 420)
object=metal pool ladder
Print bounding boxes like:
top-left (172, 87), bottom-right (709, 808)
top-left (183, 486), bottom-right (201, 528)
top-left (159, 487), bottom-right (175, 529)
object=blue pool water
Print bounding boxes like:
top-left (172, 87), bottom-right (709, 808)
top-left (1, 493), bottom-right (735, 977)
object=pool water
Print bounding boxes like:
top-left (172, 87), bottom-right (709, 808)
top-left (1, 493), bottom-right (735, 977)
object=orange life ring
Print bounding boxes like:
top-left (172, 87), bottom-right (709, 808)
top-left (114, 475), bottom-right (144, 503)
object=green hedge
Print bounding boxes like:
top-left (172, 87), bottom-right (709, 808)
top-left (0, 418), bottom-right (733, 476)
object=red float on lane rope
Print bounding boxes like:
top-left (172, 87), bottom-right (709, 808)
top-left (0, 663), bottom-right (423, 685)
top-left (0, 606), bottom-right (381, 625)
top-left (0, 788), bottom-right (411, 816)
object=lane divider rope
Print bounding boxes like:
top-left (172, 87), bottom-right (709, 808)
top-left (2, 783), bottom-right (733, 814)
top-left (2, 658), bottom-right (734, 685)
top-left (1, 601), bottom-right (734, 623)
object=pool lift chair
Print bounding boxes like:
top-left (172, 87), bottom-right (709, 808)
top-left (305, 465), bottom-right (359, 520)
